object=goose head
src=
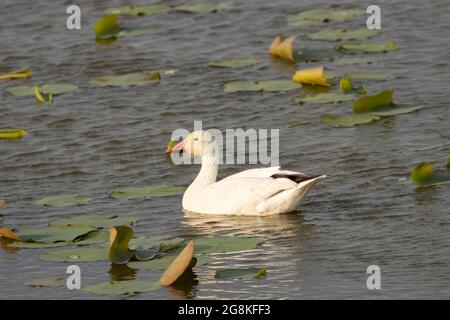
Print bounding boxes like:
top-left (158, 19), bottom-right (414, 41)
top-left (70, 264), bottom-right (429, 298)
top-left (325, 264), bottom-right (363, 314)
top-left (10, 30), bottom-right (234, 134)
top-left (171, 130), bottom-right (215, 157)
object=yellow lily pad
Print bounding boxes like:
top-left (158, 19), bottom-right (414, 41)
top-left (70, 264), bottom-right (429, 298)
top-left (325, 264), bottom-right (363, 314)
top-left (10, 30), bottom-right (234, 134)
top-left (296, 92), bottom-right (354, 104)
top-left (268, 36), bottom-right (296, 62)
top-left (0, 129), bottom-right (28, 139)
top-left (160, 240), bottom-right (195, 286)
top-left (411, 162), bottom-right (450, 187)
top-left (292, 66), bottom-right (331, 87)
top-left (0, 68), bottom-right (31, 80)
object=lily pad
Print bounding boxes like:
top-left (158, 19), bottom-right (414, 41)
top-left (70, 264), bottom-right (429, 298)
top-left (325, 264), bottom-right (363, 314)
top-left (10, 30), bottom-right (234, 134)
top-left (50, 214), bottom-right (137, 229)
top-left (296, 48), bottom-right (341, 62)
top-left (84, 279), bottom-right (161, 295)
top-left (94, 15), bottom-right (120, 40)
top-left (353, 90), bottom-right (393, 113)
top-left (0, 68), bottom-right (31, 80)
top-left (321, 114), bottom-right (381, 127)
top-left (208, 58), bottom-right (261, 69)
top-left (10, 241), bottom-right (71, 249)
top-left (129, 236), bottom-right (184, 252)
top-left (0, 129), bottom-right (27, 139)
top-left (160, 241), bottom-right (195, 286)
top-left (8, 225), bottom-right (95, 243)
top-left (269, 36), bottom-right (296, 62)
top-left (411, 162), bottom-right (450, 187)
top-left (337, 42), bottom-right (398, 53)
top-left (369, 105), bottom-right (423, 116)
top-left (296, 92), bottom-right (354, 104)
top-left (89, 71), bottom-right (160, 87)
top-left (128, 254), bottom-right (212, 271)
top-left (287, 7), bottom-right (364, 26)
top-left (224, 80), bottom-right (301, 93)
top-left (292, 66), bottom-right (331, 87)
top-left (24, 278), bottom-right (67, 288)
top-left (39, 247), bottom-right (108, 262)
top-left (215, 268), bottom-right (267, 280)
top-left (339, 77), bottom-right (366, 94)
top-left (106, 4), bottom-right (170, 16)
top-left (35, 195), bottom-right (92, 207)
top-left (7, 84), bottom-right (78, 96)
top-left (346, 72), bottom-right (392, 81)
top-left (175, 2), bottom-right (234, 13)
top-left (193, 236), bottom-right (264, 254)
top-left (333, 56), bottom-right (379, 65)
top-left (111, 185), bottom-right (184, 200)
top-left (308, 28), bottom-right (380, 41)
top-left (75, 231), bottom-right (109, 245)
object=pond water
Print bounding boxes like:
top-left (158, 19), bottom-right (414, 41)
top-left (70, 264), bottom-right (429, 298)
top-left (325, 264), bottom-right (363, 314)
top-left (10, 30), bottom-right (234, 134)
top-left (0, 0), bottom-right (449, 299)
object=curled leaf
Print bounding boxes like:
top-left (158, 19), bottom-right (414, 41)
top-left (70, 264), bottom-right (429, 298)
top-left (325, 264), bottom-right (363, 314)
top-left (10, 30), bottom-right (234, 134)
top-left (0, 68), bottom-right (31, 80)
top-left (296, 92), bottom-right (354, 104)
top-left (0, 129), bottom-right (27, 139)
top-left (111, 185), bottom-right (184, 200)
top-left (94, 15), bottom-right (120, 40)
top-left (353, 90), bottom-right (393, 113)
top-left (34, 86), bottom-right (46, 103)
top-left (411, 162), bottom-right (450, 187)
top-left (269, 36), bottom-right (296, 62)
top-left (160, 240), bottom-right (195, 286)
top-left (165, 140), bottom-right (175, 154)
top-left (108, 226), bottom-right (157, 264)
top-left (292, 66), bottom-right (331, 87)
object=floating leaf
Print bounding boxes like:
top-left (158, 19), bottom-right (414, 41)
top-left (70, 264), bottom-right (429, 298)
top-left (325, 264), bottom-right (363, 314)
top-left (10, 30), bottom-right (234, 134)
top-left (268, 36), bottom-right (296, 62)
top-left (84, 279), bottom-right (160, 295)
top-left (321, 114), bottom-right (381, 127)
top-left (108, 226), bottom-right (157, 264)
top-left (160, 241), bottom-right (195, 286)
top-left (175, 2), bottom-right (234, 13)
top-left (193, 236), bottom-right (263, 254)
top-left (339, 77), bottom-right (366, 94)
top-left (106, 4), bottom-right (170, 16)
top-left (296, 92), bottom-right (354, 104)
top-left (208, 58), bottom-right (261, 69)
top-left (39, 247), bottom-right (108, 262)
top-left (50, 214), bottom-right (137, 229)
top-left (10, 241), bottom-right (70, 249)
top-left (337, 42), bottom-right (398, 53)
top-left (369, 105), bottom-right (423, 116)
top-left (215, 268), bottom-right (267, 280)
top-left (111, 185), bottom-right (184, 200)
top-left (24, 278), bottom-right (66, 288)
top-left (6, 225), bottom-right (95, 243)
top-left (34, 86), bottom-right (46, 103)
top-left (35, 195), bottom-right (92, 207)
top-left (7, 84), bottom-right (78, 96)
top-left (296, 48), bottom-right (340, 62)
top-left (224, 80), bottom-right (301, 93)
top-left (308, 28), bottom-right (380, 41)
top-left (353, 90), bottom-right (393, 113)
top-left (411, 162), bottom-right (450, 187)
top-left (333, 56), bottom-right (379, 65)
top-left (0, 129), bottom-right (27, 139)
top-left (439, 132), bottom-right (450, 139)
top-left (89, 71), bottom-right (160, 87)
top-left (292, 66), bottom-right (331, 87)
top-left (287, 8), bottom-right (364, 26)
top-left (0, 68), bottom-right (31, 80)
top-left (94, 15), bottom-right (120, 40)
top-left (346, 72), bottom-right (392, 81)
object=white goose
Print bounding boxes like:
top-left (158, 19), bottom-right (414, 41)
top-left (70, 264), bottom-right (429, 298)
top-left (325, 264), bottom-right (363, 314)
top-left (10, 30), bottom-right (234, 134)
top-left (170, 130), bottom-right (326, 216)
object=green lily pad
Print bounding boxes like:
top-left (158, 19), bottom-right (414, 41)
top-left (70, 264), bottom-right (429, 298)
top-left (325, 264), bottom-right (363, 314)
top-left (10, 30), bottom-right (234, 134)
top-left (192, 236), bottom-right (264, 254)
top-left (296, 48), bottom-right (341, 62)
top-left (296, 92), bottom-right (355, 104)
top-left (287, 7), bottom-right (364, 26)
top-left (215, 268), bottom-right (267, 280)
top-left (10, 241), bottom-right (71, 249)
top-left (24, 278), bottom-right (67, 288)
top-left (208, 58), bottom-right (261, 69)
top-left (35, 195), bottom-right (92, 207)
top-left (7, 84), bottom-right (78, 96)
top-left (353, 90), bottom-right (393, 113)
top-left (333, 56), bottom-right (379, 65)
top-left (75, 231), bottom-right (109, 245)
top-left (346, 72), bottom-right (392, 81)
top-left (13, 225), bottom-right (95, 243)
top-left (308, 28), bottom-right (380, 41)
top-left (224, 80), bottom-right (301, 93)
top-left (84, 279), bottom-right (161, 295)
top-left (111, 185), bottom-right (184, 200)
top-left (39, 247), bottom-right (108, 262)
top-left (337, 42), bottom-right (398, 53)
top-left (89, 71), bottom-right (160, 87)
top-left (175, 2), bottom-right (234, 13)
top-left (369, 105), bottom-right (423, 116)
top-left (321, 114), bottom-right (381, 127)
top-left (411, 162), bottom-right (450, 187)
top-left (129, 236), bottom-right (184, 252)
top-left (106, 4), bottom-right (170, 16)
top-left (128, 254), bottom-right (212, 270)
top-left (49, 214), bottom-right (137, 229)
top-left (109, 226), bottom-right (158, 264)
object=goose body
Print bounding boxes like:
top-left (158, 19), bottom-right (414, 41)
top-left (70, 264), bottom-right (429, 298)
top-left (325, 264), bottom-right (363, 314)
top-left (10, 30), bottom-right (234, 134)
top-left (171, 131), bottom-right (326, 216)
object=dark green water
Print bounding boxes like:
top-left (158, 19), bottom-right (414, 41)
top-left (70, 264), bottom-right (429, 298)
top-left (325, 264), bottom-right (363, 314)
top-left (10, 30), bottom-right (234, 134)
top-left (0, 0), bottom-right (449, 299)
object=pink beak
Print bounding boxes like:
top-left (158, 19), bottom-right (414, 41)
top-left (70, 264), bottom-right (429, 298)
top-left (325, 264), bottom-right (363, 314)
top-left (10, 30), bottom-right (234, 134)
top-left (167, 140), bottom-right (185, 153)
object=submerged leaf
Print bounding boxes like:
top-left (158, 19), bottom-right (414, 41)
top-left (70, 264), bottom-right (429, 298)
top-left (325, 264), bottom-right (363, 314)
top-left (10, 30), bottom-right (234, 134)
top-left (0, 68), bottom-right (31, 80)
top-left (39, 247), bottom-right (108, 262)
top-left (84, 279), bottom-right (161, 295)
top-left (215, 268), bottom-right (267, 280)
top-left (24, 278), bottom-right (66, 288)
top-left (0, 129), bottom-right (28, 139)
top-left (193, 236), bottom-right (263, 254)
top-left (89, 71), bottom-right (160, 87)
top-left (296, 92), bottom-right (354, 104)
top-left (337, 42), bottom-right (398, 53)
top-left (292, 67), bottom-right (331, 87)
top-left (35, 195), bottom-right (92, 207)
top-left (223, 80), bottom-right (301, 93)
top-left (208, 58), bottom-right (261, 69)
top-left (50, 214), bottom-right (137, 229)
top-left (106, 4), bottom-right (170, 16)
top-left (321, 114), bottom-right (381, 127)
top-left (160, 241), bottom-right (195, 286)
top-left (308, 28), bottom-right (380, 41)
top-left (111, 185), bottom-right (184, 200)
top-left (411, 162), bottom-right (450, 187)
top-left (287, 7), bottom-right (364, 26)
top-left (34, 86), bottom-right (46, 103)
top-left (269, 36), bottom-right (296, 62)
